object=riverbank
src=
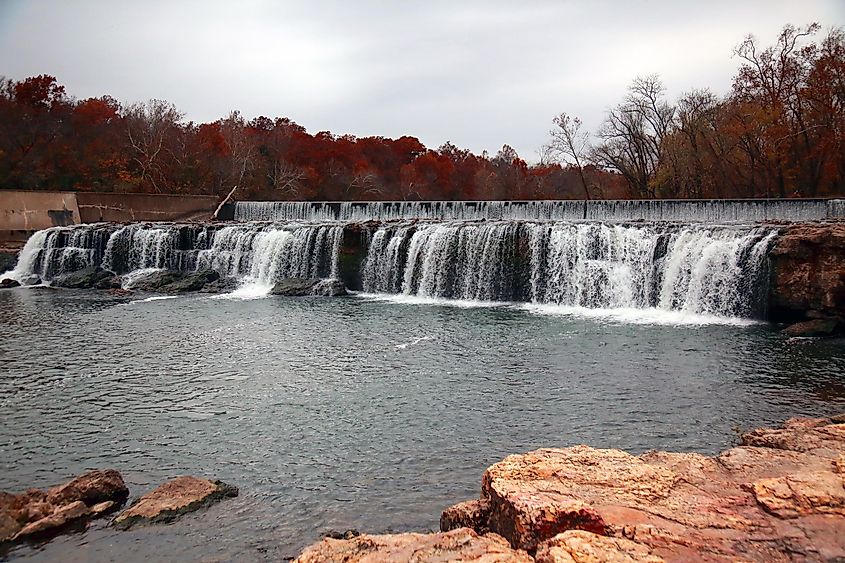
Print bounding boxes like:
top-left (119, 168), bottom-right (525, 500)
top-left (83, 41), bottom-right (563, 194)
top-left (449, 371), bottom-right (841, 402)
top-left (296, 414), bottom-right (845, 561)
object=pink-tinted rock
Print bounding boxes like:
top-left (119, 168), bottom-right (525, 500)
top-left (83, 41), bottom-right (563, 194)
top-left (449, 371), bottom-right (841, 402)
top-left (440, 498), bottom-right (491, 533)
top-left (112, 476), bottom-right (237, 530)
top-left (443, 415), bottom-right (845, 561)
top-left (0, 470), bottom-right (127, 544)
top-left (535, 530), bottom-right (665, 563)
top-left (294, 527), bottom-right (533, 562)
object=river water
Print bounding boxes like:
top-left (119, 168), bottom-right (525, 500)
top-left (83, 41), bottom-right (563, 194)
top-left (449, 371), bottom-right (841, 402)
top-left (1, 287), bottom-right (843, 561)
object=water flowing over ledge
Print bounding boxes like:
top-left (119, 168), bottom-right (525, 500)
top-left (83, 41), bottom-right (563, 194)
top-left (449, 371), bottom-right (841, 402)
top-left (233, 198), bottom-right (845, 223)
top-left (2, 218), bottom-right (781, 322)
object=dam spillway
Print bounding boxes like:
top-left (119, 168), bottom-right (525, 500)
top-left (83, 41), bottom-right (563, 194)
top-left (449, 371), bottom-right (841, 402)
top-left (5, 204), bottom-right (789, 319)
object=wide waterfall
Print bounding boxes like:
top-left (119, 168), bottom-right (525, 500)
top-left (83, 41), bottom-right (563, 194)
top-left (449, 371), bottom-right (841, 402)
top-left (6, 223), bottom-right (343, 287)
top-left (4, 210), bottom-right (783, 319)
top-left (361, 222), bottom-right (777, 318)
top-left (233, 199), bottom-right (844, 223)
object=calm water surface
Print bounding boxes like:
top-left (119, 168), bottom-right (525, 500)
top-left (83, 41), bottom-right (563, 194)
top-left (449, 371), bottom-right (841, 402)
top-left (1, 288), bottom-right (844, 561)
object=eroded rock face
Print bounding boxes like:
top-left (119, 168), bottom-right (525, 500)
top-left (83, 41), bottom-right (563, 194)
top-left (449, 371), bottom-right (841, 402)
top-left (51, 267), bottom-right (113, 289)
top-left (443, 415), bottom-right (845, 561)
top-left (294, 527), bottom-right (533, 563)
top-left (112, 476), bottom-right (237, 530)
top-left (0, 469), bottom-right (128, 543)
top-left (769, 223), bottom-right (845, 325)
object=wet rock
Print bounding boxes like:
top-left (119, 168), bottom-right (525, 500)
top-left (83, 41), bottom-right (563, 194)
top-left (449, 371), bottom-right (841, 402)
top-left (312, 278), bottom-right (348, 297)
top-left (198, 277), bottom-right (239, 293)
top-left (324, 529), bottom-right (361, 540)
top-left (782, 318), bottom-right (840, 337)
top-left (0, 251), bottom-right (17, 274)
top-left (94, 275), bottom-right (123, 290)
top-left (443, 415), bottom-right (845, 560)
top-left (107, 288), bottom-right (133, 297)
top-left (535, 531), bottom-right (665, 563)
top-left (295, 527), bottom-right (533, 562)
top-left (0, 278), bottom-right (20, 289)
top-left (126, 270), bottom-right (184, 291)
top-left (160, 269), bottom-right (220, 292)
top-left (112, 476), bottom-right (237, 530)
top-left (0, 469), bottom-right (128, 544)
top-left (769, 223), bottom-right (845, 323)
top-left (51, 267), bottom-right (113, 289)
top-left (270, 277), bottom-right (348, 296)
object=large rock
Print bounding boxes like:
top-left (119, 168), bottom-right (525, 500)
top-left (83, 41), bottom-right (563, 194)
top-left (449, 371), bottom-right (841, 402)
top-left (112, 476), bottom-right (237, 530)
top-left (769, 224), bottom-right (845, 325)
top-left (270, 277), bottom-right (348, 297)
top-left (0, 469), bottom-right (128, 543)
top-left (0, 250), bottom-right (17, 274)
top-left (782, 318), bottom-right (840, 337)
top-left (0, 278), bottom-right (20, 289)
top-left (51, 267), bottom-right (113, 289)
top-left (124, 269), bottom-right (220, 293)
top-left (443, 415), bottom-right (845, 561)
top-left (294, 527), bottom-right (533, 562)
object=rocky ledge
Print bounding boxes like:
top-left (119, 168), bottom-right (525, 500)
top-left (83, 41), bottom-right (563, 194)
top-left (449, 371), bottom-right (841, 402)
top-left (295, 414), bottom-right (845, 561)
top-left (770, 223), bottom-right (845, 336)
top-left (0, 470), bottom-right (128, 543)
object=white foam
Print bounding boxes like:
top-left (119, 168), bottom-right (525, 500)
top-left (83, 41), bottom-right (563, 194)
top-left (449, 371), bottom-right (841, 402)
top-left (120, 268), bottom-right (166, 289)
top-left (519, 303), bottom-right (760, 326)
top-left (356, 292), bottom-right (511, 309)
top-left (212, 279), bottom-right (273, 300)
top-left (128, 295), bottom-right (180, 304)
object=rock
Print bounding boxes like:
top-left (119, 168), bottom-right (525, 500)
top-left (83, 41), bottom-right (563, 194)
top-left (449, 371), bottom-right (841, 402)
top-left (535, 531), bottom-right (665, 563)
top-left (769, 224), bottom-right (845, 323)
top-left (107, 288), bottom-right (133, 297)
top-left (198, 277), bottom-right (239, 293)
top-left (783, 318), bottom-right (840, 337)
top-left (443, 415), bottom-right (845, 560)
top-left (112, 476), bottom-right (237, 530)
top-left (312, 278), bottom-right (348, 296)
top-left (159, 269), bottom-right (219, 292)
top-left (0, 469), bottom-right (128, 543)
top-left (94, 275), bottom-right (123, 290)
top-left (0, 278), bottom-right (20, 289)
top-left (0, 250), bottom-right (18, 274)
top-left (124, 269), bottom-right (221, 293)
top-left (51, 267), bottom-right (113, 289)
top-left (294, 527), bottom-right (533, 562)
top-left (324, 529), bottom-right (361, 540)
top-left (270, 277), bottom-right (348, 296)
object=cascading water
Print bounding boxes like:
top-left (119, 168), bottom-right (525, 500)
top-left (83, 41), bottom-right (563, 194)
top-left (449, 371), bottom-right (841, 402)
top-left (362, 222), bottom-right (777, 318)
top-left (3, 202), bottom-right (786, 320)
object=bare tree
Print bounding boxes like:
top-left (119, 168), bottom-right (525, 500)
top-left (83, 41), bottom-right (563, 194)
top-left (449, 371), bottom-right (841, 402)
top-left (125, 99), bottom-right (183, 192)
top-left (544, 112), bottom-right (593, 199)
top-left (592, 75), bottom-right (676, 198)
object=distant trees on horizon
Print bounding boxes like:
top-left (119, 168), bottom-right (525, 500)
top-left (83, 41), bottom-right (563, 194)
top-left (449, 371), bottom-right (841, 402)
top-left (0, 23), bottom-right (842, 201)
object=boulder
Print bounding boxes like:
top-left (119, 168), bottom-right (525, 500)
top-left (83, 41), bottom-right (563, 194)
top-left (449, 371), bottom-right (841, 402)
top-left (94, 275), bottom-right (123, 290)
top-left (112, 476), bottom-right (237, 530)
top-left (124, 269), bottom-right (220, 293)
top-left (51, 267), bottom-right (113, 289)
top-left (0, 250), bottom-right (17, 274)
top-left (0, 469), bottom-right (128, 543)
top-left (0, 278), bottom-right (20, 289)
top-left (769, 224), bottom-right (845, 322)
top-left (443, 415), bottom-right (845, 560)
top-left (782, 318), bottom-right (840, 337)
top-left (198, 277), bottom-right (239, 293)
top-left (270, 277), bottom-right (348, 296)
top-left (294, 528), bottom-right (533, 563)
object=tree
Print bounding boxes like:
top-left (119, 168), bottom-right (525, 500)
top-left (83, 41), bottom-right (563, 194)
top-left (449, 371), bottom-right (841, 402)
top-left (125, 99), bottom-right (183, 192)
top-left (544, 113), bottom-right (594, 199)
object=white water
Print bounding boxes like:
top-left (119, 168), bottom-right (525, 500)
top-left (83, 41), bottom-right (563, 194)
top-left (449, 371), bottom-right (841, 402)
top-left (234, 199), bottom-right (843, 223)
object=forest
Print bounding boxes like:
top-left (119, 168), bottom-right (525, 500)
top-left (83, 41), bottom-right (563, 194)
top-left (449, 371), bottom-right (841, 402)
top-left (0, 23), bottom-right (842, 201)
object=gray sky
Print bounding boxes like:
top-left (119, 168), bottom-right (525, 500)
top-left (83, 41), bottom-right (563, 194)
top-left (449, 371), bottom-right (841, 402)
top-left (1, 0), bottom-right (843, 161)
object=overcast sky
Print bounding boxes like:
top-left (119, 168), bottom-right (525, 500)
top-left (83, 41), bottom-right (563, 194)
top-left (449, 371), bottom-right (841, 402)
top-left (1, 1), bottom-right (843, 160)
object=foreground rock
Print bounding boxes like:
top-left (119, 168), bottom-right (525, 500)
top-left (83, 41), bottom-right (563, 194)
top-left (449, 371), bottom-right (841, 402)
top-left (0, 278), bottom-right (20, 289)
top-left (112, 476), bottom-right (237, 530)
top-left (442, 414), bottom-right (845, 561)
top-left (270, 278), bottom-right (348, 297)
top-left (124, 269), bottom-right (222, 293)
top-left (0, 470), bottom-right (128, 543)
top-left (295, 528), bottom-right (533, 562)
top-left (769, 223), bottom-right (845, 331)
top-left (783, 318), bottom-right (841, 337)
top-left (51, 266), bottom-right (113, 289)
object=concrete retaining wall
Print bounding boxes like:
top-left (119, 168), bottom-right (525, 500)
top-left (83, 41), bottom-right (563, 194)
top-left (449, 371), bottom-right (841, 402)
top-left (0, 191), bottom-right (81, 242)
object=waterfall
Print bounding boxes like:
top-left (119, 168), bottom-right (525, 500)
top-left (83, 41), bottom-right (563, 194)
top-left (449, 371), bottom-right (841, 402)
top-left (5, 223), bottom-right (343, 287)
top-left (362, 222), bottom-right (777, 318)
top-left (233, 199), bottom-right (842, 223)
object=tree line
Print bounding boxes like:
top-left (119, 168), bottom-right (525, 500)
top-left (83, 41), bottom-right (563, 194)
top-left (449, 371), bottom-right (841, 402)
top-left (1, 23), bottom-right (841, 201)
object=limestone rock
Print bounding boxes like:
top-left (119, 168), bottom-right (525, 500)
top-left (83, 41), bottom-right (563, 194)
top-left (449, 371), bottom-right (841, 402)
top-left (270, 277), bottom-right (348, 296)
top-left (769, 223), bottom-right (845, 323)
top-left (0, 469), bottom-right (127, 543)
top-left (294, 527), bottom-right (533, 562)
top-left (51, 267), bottom-right (113, 289)
top-left (0, 278), bottom-right (20, 289)
top-left (535, 531), bottom-right (665, 563)
top-left (443, 415), bottom-right (845, 561)
top-left (112, 476), bottom-right (237, 530)
top-left (782, 318), bottom-right (840, 337)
